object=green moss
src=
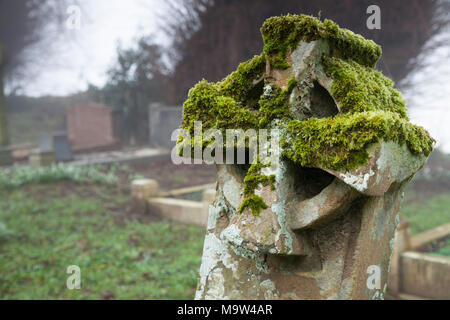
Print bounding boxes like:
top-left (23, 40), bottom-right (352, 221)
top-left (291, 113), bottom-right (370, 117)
top-left (287, 77), bottom-right (299, 92)
top-left (239, 194), bottom-right (269, 216)
top-left (181, 80), bottom-right (259, 137)
top-left (219, 53), bottom-right (266, 103)
top-left (237, 162), bottom-right (276, 215)
top-left (282, 111), bottom-right (434, 170)
top-left (178, 13), bottom-right (435, 217)
top-left (324, 56), bottom-right (408, 118)
top-left (261, 14), bottom-right (381, 69)
top-left (259, 78), bottom-right (297, 128)
top-left (245, 163), bottom-right (275, 197)
top-left (179, 69), bottom-right (293, 216)
top-left (279, 54), bottom-right (433, 171)
top-left (180, 54), bottom-right (266, 137)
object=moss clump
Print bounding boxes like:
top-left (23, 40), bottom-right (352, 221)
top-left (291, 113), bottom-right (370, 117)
top-left (239, 162), bottom-right (276, 215)
top-left (181, 54), bottom-right (267, 137)
top-left (179, 73), bottom-right (296, 215)
top-left (279, 54), bottom-right (433, 171)
top-left (181, 80), bottom-right (259, 137)
top-left (282, 111), bottom-right (434, 170)
top-left (219, 53), bottom-right (266, 103)
top-left (239, 195), bottom-right (269, 217)
top-left (261, 14), bottom-right (381, 69)
top-left (323, 56), bottom-right (408, 118)
top-left (178, 55), bottom-right (293, 216)
top-left (258, 79), bottom-right (297, 127)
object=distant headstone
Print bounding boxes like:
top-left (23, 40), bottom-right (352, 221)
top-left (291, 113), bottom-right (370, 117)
top-left (39, 134), bottom-right (53, 153)
top-left (29, 133), bottom-right (56, 167)
top-left (148, 103), bottom-right (182, 149)
top-left (67, 104), bottom-right (120, 152)
top-left (53, 133), bottom-right (73, 162)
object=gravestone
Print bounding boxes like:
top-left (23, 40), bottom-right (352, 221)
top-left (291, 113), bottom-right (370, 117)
top-left (148, 103), bottom-right (183, 149)
top-left (39, 134), bottom-right (53, 152)
top-left (178, 14), bottom-right (434, 300)
top-left (29, 133), bottom-right (73, 167)
top-left (67, 104), bottom-right (120, 152)
top-left (53, 133), bottom-right (73, 162)
top-left (29, 134), bottom-right (56, 167)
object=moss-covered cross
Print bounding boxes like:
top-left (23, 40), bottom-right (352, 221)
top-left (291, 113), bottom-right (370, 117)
top-left (177, 14), bottom-right (434, 216)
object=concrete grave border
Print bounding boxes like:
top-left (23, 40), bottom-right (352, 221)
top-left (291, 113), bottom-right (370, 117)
top-left (131, 179), bottom-right (216, 228)
top-left (388, 222), bottom-right (450, 300)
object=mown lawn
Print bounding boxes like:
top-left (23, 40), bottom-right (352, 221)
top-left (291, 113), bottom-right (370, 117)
top-left (0, 164), bottom-right (449, 299)
top-left (0, 182), bottom-right (205, 300)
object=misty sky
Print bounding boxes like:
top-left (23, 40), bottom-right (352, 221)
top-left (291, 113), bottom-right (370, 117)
top-left (22, 0), bottom-right (167, 97)
top-left (17, 0), bottom-right (450, 153)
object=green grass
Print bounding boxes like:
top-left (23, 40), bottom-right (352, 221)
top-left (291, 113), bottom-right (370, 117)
top-left (1, 164), bottom-right (448, 299)
top-left (0, 183), bottom-right (205, 299)
top-left (401, 192), bottom-right (450, 236)
top-left (0, 164), bottom-right (118, 189)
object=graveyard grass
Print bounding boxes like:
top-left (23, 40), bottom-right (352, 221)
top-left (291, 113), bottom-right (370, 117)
top-left (402, 191), bottom-right (450, 236)
top-left (0, 182), bottom-right (205, 300)
top-left (0, 165), bottom-right (449, 299)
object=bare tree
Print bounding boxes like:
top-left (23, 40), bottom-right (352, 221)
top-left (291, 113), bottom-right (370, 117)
top-left (160, 0), bottom-right (449, 104)
top-left (0, 0), bottom-right (73, 146)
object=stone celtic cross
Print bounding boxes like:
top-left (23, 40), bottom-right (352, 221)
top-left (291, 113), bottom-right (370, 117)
top-left (178, 14), bottom-right (434, 300)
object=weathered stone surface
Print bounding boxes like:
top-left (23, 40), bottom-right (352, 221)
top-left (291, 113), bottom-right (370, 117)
top-left (324, 141), bottom-right (427, 197)
top-left (131, 179), bottom-right (159, 199)
top-left (196, 155), bottom-right (411, 299)
top-left (189, 15), bottom-right (432, 300)
top-left (202, 188), bottom-right (217, 205)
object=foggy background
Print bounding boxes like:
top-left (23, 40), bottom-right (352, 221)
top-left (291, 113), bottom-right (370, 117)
top-left (1, 0), bottom-right (449, 151)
